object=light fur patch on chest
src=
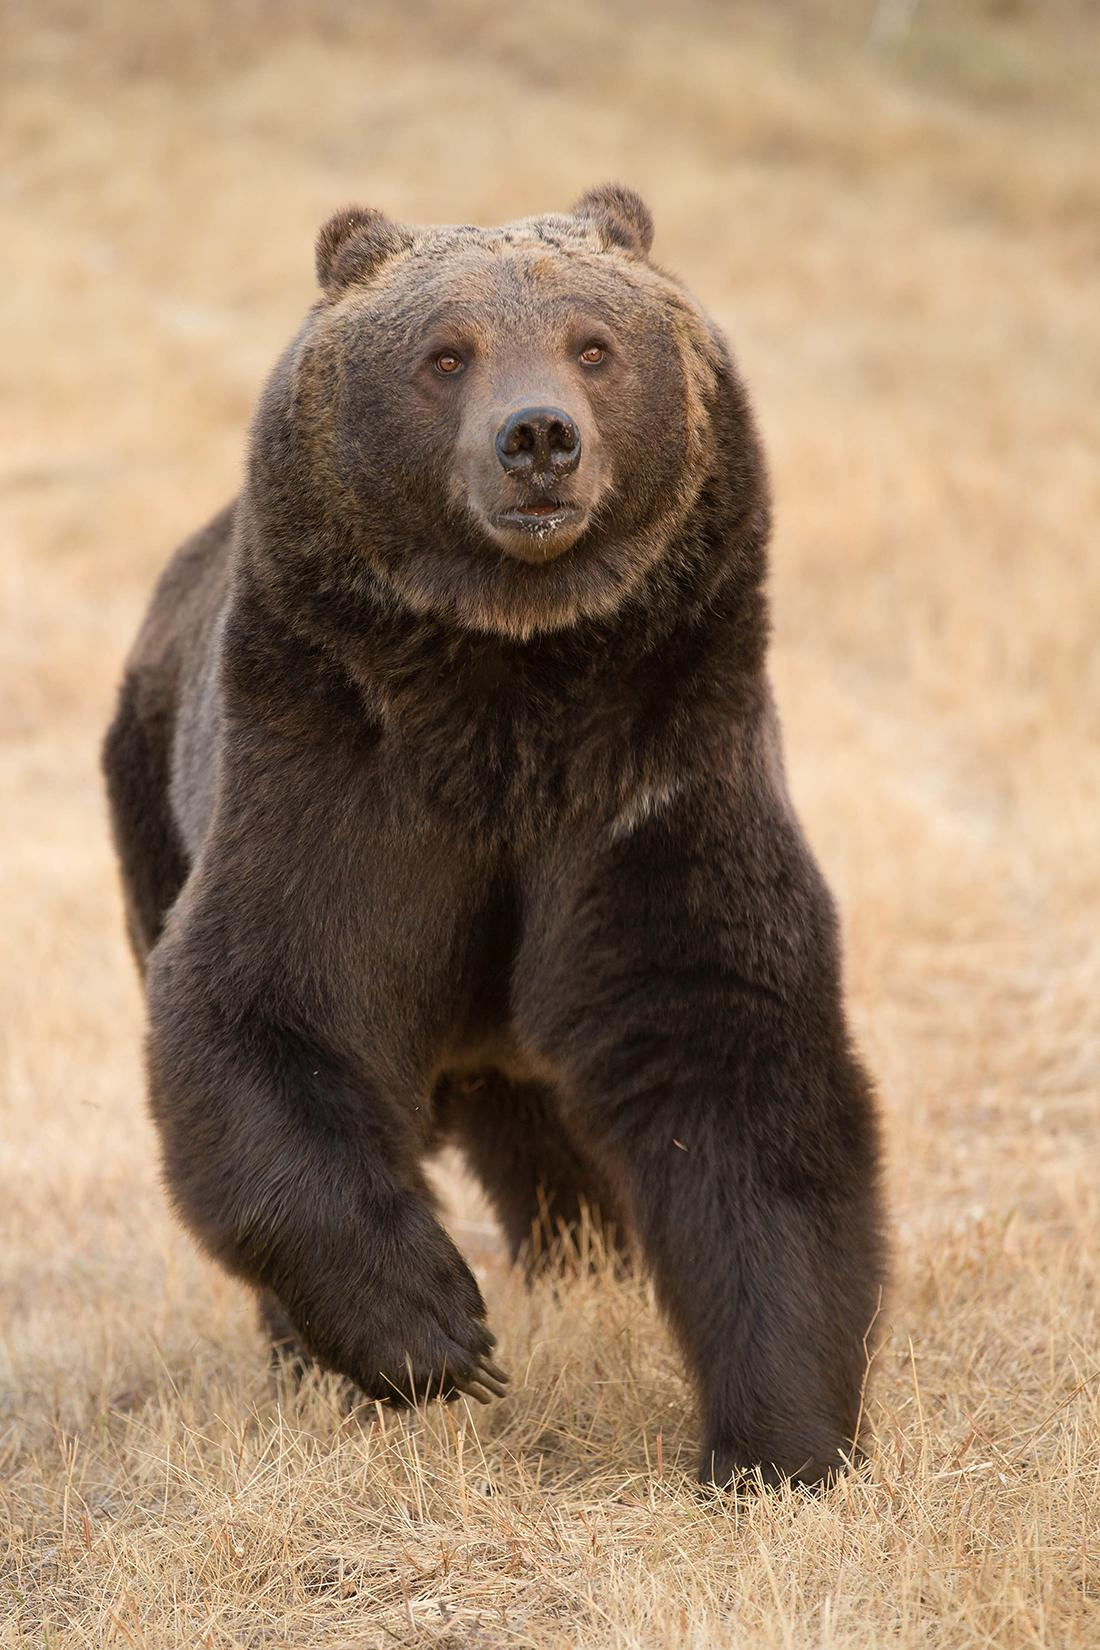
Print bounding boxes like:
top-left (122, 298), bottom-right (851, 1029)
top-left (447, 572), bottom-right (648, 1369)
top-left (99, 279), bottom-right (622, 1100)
top-left (609, 781), bottom-right (681, 842)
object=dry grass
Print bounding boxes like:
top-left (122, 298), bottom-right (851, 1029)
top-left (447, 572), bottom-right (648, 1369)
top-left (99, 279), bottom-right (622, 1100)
top-left (2, 2), bottom-right (1099, 1644)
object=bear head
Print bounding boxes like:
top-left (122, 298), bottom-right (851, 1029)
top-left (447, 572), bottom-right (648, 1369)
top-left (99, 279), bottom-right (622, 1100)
top-left (246, 185), bottom-right (767, 641)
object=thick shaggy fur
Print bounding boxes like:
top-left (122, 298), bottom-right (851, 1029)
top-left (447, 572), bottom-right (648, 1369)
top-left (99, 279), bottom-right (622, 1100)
top-left (103, 186), bottom-right (885, 1489)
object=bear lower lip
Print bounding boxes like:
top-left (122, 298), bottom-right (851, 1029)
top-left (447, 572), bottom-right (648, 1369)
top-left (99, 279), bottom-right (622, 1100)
top-left (485, 502), bottom-right (588, 563)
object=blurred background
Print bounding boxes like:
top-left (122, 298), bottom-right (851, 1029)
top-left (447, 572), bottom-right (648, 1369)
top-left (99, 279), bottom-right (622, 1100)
top-left (2, 2), bottom-right (1098, 1643)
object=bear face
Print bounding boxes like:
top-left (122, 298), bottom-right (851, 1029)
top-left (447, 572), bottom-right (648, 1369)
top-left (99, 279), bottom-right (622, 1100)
top-left (246, 187), bottom-right (752, 640)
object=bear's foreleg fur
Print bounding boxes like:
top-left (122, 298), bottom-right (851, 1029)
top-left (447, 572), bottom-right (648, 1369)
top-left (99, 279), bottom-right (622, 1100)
top-left (513, 776), bottom-right (884, 1487)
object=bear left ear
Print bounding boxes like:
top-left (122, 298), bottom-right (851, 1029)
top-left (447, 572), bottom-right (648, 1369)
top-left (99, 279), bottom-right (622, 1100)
top-left (315, 206), bottom-right (414, 294)
top-left (572, 183), bottom-right (655, 257)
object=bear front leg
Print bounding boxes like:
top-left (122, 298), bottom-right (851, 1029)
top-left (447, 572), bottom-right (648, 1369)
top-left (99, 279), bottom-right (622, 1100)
top-left (144, 944), bottom-right (507, 1407)
top-left (514, 782), bottom-right (885, 1489)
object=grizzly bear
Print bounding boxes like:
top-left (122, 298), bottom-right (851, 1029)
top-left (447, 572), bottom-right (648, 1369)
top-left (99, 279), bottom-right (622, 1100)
top-left (103, 184), bottom-right (885, 1490)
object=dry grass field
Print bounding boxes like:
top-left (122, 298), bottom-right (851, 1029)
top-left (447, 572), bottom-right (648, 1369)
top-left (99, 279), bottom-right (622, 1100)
top-left (3, 2), bottom-right (1099, 1644)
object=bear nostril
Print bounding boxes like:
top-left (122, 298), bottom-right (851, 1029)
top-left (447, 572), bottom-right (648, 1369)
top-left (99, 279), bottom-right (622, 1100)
top-left (496, 406), bottom-right (582, 476)
top-left (549, 419), bottom-right (578, 455)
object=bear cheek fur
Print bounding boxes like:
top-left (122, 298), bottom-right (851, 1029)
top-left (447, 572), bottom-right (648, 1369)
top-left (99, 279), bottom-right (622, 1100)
top-left (591, 318), bottom-right (701, 539)
top-left (316, 302), bottom-right (458, 541)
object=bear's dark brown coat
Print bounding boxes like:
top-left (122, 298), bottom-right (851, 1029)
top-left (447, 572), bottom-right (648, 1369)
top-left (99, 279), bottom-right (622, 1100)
top-left (103, 186), bottom-right (885, 1489)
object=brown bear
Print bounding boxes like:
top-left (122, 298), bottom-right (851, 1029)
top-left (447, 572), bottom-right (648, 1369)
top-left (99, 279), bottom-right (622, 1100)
top-left (103, 185), bottom-right (885, 1490)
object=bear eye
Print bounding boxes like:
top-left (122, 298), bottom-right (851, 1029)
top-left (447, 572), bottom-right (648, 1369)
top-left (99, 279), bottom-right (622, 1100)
top-left (579, 344), bottom-right (606, 366)
top-left (434, 351), bottom-right (464, 375)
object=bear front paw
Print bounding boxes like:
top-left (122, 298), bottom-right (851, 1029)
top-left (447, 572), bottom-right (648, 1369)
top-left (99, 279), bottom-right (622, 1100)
top-left (281, 1206), bottom-right (509, 1408)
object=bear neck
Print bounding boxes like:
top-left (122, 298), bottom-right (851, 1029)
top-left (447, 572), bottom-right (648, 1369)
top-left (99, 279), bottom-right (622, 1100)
top-left (226, 483), bottom-right (771, 841)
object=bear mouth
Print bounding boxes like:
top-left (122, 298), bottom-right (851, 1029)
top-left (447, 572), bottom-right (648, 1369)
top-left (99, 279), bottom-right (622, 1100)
top-left (495, 501), bottom-right (583, 533)
top-left (477, 495), bottom-right (591, 563)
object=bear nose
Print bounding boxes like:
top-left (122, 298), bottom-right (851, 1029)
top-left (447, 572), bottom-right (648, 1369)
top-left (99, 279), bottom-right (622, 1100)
top-left (496, 406), bottom-right (581, 478)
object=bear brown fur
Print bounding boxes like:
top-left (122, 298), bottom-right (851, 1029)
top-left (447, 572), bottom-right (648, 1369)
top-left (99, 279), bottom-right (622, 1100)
top-left (102, 185), bottom-right (885, 1489)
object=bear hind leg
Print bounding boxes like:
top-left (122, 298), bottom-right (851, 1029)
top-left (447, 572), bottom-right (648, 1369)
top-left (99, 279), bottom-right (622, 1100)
top-left (437, 1072), bottom-right (633, 1277)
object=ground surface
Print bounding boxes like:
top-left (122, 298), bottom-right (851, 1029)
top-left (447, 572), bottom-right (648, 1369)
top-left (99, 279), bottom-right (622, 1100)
top-left (2, 2), bottom-right (1099, 1645)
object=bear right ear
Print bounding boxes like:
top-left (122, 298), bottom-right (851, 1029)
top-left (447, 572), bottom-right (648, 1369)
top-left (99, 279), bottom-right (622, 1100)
top-left (315, 207), bottom-right (414, 294)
